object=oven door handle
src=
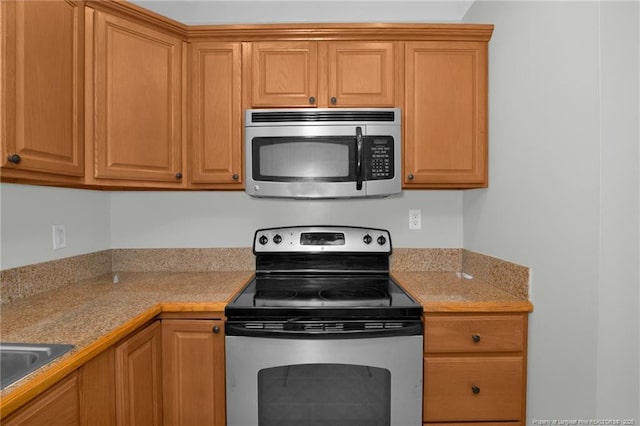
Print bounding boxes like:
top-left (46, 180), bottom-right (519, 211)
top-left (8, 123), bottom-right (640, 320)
top-left (355, 126), bottom-right (364, 191)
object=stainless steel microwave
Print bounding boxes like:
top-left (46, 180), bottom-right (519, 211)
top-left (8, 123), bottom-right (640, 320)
top-left (244, 108), bottom-right (401, 199)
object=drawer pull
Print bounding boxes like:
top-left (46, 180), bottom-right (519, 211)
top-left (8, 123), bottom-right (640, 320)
top-left (213, 326), bottom-right (221, 334)
top-left (471, 385), bottom-right (480, 394)
top-left (472, 334), bottom-right (481, 343)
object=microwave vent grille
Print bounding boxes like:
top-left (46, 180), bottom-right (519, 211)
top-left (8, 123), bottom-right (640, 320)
top-left (250, 110), bottom-right (396, 123)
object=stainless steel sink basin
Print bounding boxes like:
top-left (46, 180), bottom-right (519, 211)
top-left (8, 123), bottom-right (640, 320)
top-left (0, 343), bottom-right (74, 390)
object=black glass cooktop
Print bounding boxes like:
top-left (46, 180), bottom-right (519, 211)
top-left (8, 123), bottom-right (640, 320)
top-left (226, 274), bottom-right (422, 320)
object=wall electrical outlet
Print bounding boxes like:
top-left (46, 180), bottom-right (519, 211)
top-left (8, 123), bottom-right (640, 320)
top-left (52, 224), bottom-right (67, 250)
top-left (409, 209), bottom-right (422, 230)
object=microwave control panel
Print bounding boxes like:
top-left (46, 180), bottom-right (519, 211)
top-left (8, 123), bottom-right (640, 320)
top-left (364, 137), bottom-right (394, 180)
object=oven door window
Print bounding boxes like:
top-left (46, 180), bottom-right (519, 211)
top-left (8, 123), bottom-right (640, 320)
top-left (252, 137), bottom-right (357, 182)
top-left (258, 363), bottom-right (391, 426)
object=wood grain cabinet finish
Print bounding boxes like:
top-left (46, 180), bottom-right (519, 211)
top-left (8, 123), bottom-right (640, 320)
top-left (423, 313), bottom-right (528, 425)
top-left (3, 372), bottom-right (80, 426)
top-left (248, 41), bottom-right (397, 108)
top-left (78, 348), bottom-right (116, 426)
top-left (325, 41), bottom-right (397, 107)
top-left (1, 0), bottom-right (84, 180)
top-left (86, 9), bottom-right (184, 186)
top-left (404, 41), bottom-right (488, 188)
top-left (189, 41), bottom-right (243, 187)
top-left (114, 321), bottom-right (163, 426)
top-left (249, 41), bottom-right (318, 108)
top-left (162, 319), bottom-right (226, 426)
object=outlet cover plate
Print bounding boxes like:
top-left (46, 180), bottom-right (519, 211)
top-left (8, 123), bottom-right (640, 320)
top-left (52, 224), bottom-right (67, 250)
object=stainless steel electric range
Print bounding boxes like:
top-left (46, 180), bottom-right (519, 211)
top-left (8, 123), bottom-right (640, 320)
top-left (225, 226), bottom-right (423, 426)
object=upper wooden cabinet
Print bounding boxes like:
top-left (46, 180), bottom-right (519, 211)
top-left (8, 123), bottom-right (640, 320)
top-left (326, 41), bottom-right (397, 108)
top-left (189, 41), bottom-right (243, 188)
top-left (0, 0), bottom-right (84, 181)
top-left (2, 3), bottom-right (493, 191)
top-left (85, 8), bottom-right (185, 187)
top-left (247, 41), bottom-right (397, 108)
top-left (404, 41), bottom-right (488, 188)
top-left (248, 41), bottom-right (317, 108)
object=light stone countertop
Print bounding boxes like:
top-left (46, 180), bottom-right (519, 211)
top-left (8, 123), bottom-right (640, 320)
top-left (0, 269), bottom-right (532, 416)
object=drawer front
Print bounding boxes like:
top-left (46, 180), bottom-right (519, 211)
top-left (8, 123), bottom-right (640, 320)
top-left (424, 315), bottom-right (525, 353)
top-left (423, 357), bottom-right (523, 422)
top-left (425, 423), bottom-right (522, 426)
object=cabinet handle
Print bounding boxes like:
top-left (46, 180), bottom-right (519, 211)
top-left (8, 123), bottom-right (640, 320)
top-left (407, 173), bottom-right (414, 180)
top-left (330, 97), bottom-right (337, 104)
top-left (7, 154), bottom-right (21, 164)
top-left (213, 325), bottom-right (221, 334)
top-left (472, 334), bottom-right (481, 343)
top-left (232, 174), bottom-right (239, 181)
top-left (308, 96), bottom-right (316, 104)
top-left (175, 172), bottom-right (182, 180)
top-left (471, 385), bottom-right (480, 395)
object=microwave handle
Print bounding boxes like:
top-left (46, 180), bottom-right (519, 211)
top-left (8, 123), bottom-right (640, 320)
top-left (355, 126), bottom-right (364, 191)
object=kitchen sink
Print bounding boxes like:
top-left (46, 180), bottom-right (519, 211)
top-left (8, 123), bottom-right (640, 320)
top-left (0, 343), bottom-right (74, 390)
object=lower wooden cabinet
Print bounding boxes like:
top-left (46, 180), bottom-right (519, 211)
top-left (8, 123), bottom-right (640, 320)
top-left (423, 313), bottom-right (528, 425)
top-left (114, 321), bottom-right (163, 426)
top-left (162, 318), bottom-right (226, 426)
top-left (3, 373), bottom-right (80, 426)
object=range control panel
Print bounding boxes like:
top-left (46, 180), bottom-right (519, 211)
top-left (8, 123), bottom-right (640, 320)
top-left (253, 226), bottom-right (391, 253)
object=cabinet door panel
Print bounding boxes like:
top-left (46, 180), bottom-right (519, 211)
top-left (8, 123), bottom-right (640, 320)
top-left (162, 319), bottom-right (225, 426)
top-left (190, 42), bottom-right (242, 186)
top-left (404, 41), bottom-right (487, 187)
top-left (115, 321), bottom-right (162, 426)
top-left (1, 0), bottom-right (84, 176)
top-left (327, 41), bottom-right (396, 107)
top-left (3, 373), bottom-right (79, 426)
top-left (250, 41), bottom-right (317, 107)
top-left (91, 11), bottom-right (182, 183)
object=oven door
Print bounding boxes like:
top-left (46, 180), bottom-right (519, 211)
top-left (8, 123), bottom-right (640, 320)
top-left (225, 335), bottom-right (423, 426)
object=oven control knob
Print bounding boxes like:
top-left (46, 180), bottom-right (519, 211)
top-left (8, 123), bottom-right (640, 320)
top-left (363, 234), bottom-right (372, 245)
top-left (273, 234), bottom-right (283, 244)
top-left (377, 235), bottom-right (387, 246)
top-left (258, 235), bottom-right (269, 245)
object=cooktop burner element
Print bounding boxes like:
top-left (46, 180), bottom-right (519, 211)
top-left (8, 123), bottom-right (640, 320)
top-left (225, 226), bottom-right (423, 329)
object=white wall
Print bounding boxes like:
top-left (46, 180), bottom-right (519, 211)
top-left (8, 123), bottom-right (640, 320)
top-left (130, 0), bottom-right (473, 24)
top-left (109, 190), bottom-right (463, 248)
top-left (0, 183), bottom-right (111, 269)
top-left (464, 0), bottom-right (639, 422)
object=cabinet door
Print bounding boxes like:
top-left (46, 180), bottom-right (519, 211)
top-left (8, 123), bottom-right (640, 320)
top-left (115, 321), bottom-right (163, 426)
top-left (326, 41), bottom-right (396, 107)
top-left (3, 373), bottom-right (80, 426)
top-left (250, 41), bottom-right (317, 107)
top-left (1, 0), bottom-right (84, 177)
top-left (162, 319), bottom-right (225, 426)
top-left (404, 41), bottom-right (488, 188)
top-left (88, 10), bottom-right (183, 184)
top-left (190, 41), bottom-right (242, 187)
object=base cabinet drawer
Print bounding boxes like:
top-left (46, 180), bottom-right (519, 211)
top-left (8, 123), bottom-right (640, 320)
top-left (425, 423), bottom-right (522, 426)
top-left (424, 315), bottom-right (525, 353)
top-left (423, 356), bottom-right (523, 422)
